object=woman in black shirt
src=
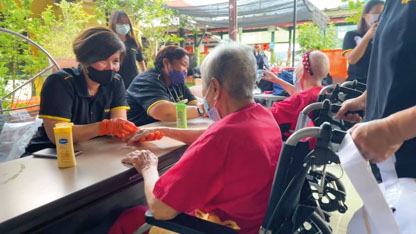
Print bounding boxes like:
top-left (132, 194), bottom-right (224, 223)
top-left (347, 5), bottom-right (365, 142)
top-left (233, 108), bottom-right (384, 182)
top-left (109, 10), bottom-right (146, 89)
top-left (26, 27), bottom-right (137, 154)
top-left (342, 0), bottom-right (384, 84)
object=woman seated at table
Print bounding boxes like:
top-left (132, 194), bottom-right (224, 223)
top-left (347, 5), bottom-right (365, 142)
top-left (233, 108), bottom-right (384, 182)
top-left (26, 27), bottom-right (138, 154)
top-left (126, 46), bottom-right (203, 126)
top-left (262, 50), bottom-right (330, 134)
top-left (110, 43), bottom-right (282, 234)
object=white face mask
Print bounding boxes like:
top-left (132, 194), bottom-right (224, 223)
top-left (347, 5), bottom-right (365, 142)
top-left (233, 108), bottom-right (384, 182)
top-left (367, 14), bottom-right (380, 26)
top-left (203, 82), bottom-right (221, 122)
top-left (294, 73), bottom-right (302, 90)
top-left (293, 65), bottom-right (304, 90)
top-left (115, 24), bottom-right (130, 35)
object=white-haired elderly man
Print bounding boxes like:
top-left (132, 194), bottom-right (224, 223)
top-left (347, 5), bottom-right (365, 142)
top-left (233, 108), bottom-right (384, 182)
top-left (110, 43), bottom-right (283, 234)
top-left (262, 50), bottom-right (330, 135)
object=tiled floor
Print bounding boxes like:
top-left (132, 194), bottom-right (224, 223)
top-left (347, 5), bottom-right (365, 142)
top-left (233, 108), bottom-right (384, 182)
top-left (327, 165), bottom-right (364, 234)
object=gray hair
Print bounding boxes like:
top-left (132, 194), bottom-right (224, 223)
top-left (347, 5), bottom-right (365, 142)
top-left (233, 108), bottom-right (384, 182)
top-left (200, 43), bottom-right (257, 99)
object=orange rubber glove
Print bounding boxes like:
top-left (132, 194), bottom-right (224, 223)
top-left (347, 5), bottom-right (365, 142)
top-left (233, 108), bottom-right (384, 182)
top-left (99, 118), bottom-right (139, 139)
top-left (139, 131), bottom-right (164, 142)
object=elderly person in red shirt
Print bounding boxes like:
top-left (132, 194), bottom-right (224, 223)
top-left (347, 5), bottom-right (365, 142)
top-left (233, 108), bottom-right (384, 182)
top-left (110, 43), bottom-right (283, 234)
top-left (262, 50), bottom-right (330, 133)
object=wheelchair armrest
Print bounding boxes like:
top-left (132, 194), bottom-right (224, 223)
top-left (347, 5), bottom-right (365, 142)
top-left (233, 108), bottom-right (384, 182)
top-left (144, 210), bottom-right (238, 234)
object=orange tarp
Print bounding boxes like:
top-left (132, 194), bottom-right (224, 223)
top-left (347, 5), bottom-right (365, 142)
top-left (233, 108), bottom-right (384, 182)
top-left (320, 49), bottom-right (348, 79)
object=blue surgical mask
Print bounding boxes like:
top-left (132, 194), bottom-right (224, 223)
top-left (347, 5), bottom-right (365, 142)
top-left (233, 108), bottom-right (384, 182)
top-left (115, 24), bottom-right (130, 35)
top-left (203, 83), bottom-right (221, 122)
top-left (169, 70), bottom-right (186, 86)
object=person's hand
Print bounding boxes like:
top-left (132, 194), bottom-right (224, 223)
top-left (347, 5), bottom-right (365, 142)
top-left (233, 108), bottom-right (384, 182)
top-left (197, 102), bottom-right (208, 117)
top-left (334, 97), bottom-right (365, 123)
top-left (122, 150), bottom-right (158, 173)
top-left (364, 22), bottom-right (378, 40)
top-left (349, 119), bottom-right (403, 163)
top-left (127, 127), bottom-right (165, 145)
top-left (261, 70), bottom-right (280, 84)
top-left (99, 118), bottom-right (139, 139)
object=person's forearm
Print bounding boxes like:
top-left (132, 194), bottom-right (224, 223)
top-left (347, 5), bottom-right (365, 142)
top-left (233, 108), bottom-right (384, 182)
top-left (139, 61), bottom-right (147, 72)
top-left (150, 102), bottom-right (199, 122)
top-left (161, 128), bottom-right (205, 145)
top-left (72, 123), bottom-right (101, 143)
top-left (110, 109), bottom-right (127, 119)
top-left (186, 106), bottom-right (200, 120)
top-left (386, 106), bottom-right (416, 143)
top-left (44, 120), bottom-right (100, 144)
top-left (142, 167), bottom-right (159, 210)
top-left (345, 37), bottom-right (371, 64)
top-left (358, 91), bottom-right (367, 110)
top-left (269, 77), bottom-right (298, 95)
top-left (141, 167), bottom-right (178, 219)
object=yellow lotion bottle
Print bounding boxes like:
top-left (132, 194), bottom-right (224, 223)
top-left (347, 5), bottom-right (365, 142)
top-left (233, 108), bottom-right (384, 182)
top-left (54, 123), bottom-right (76, 168)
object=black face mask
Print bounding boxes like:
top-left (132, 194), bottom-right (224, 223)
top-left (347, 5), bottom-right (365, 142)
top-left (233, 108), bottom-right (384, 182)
top-left (87, 66), bottom-right (115, 86)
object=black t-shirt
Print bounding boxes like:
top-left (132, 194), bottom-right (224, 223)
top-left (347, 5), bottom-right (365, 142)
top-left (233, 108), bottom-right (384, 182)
top-left (26, 67), bottom-right (129, 153)
top-left (342, 30), bottom-right (373, 84)
top-left (126, 68), bottom-right (197, 126)
top-left (366, 0), bottom-right (416, 178)
top-left (119, 37), bottom-right (144, 89)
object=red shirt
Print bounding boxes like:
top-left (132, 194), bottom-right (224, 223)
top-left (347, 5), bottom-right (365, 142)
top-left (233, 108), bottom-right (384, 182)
top-left (269, 86), bottom-right (322, 133)
top-left (153, 103), bottom-right (282, 233)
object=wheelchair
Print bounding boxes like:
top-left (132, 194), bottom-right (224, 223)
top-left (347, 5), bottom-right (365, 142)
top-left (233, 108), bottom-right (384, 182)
top-left (135, 80), bottom-right (366, 233)
top-left (136, 123), bottom-right (346, 234)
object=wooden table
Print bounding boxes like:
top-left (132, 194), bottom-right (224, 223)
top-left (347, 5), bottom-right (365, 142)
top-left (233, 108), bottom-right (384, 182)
top-left (0, 118), bottom-right (212, 233)
top-left (253, 93), bottom-right (286, 107)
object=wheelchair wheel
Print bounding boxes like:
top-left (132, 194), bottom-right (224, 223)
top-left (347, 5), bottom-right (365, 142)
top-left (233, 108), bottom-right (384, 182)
top-left (308, 171), bottom-right (347, 213)
top-left (295, 212), bottom-right (332, 234)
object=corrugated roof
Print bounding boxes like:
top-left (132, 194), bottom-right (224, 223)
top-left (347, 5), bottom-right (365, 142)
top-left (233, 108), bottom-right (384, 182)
top-left (166, 0), bottom-right (328, 28)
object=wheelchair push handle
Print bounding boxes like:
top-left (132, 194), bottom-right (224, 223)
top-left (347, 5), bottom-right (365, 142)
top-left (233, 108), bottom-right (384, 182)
top-left (341, 80), bottom-right (366, 92)
top-left (330, 104), bottom-right (364, 118)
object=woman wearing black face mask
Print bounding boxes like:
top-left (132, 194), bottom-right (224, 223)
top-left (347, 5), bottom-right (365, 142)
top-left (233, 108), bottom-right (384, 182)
top-left (126, 45), bottom-right (202, 126)
top-left (25, 27), bottom-right (138, 155)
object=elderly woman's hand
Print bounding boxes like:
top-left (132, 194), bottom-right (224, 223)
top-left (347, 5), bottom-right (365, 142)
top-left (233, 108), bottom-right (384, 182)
top-left (122, 150), bottom-right (158, 173)
top-left (126, 127), bottom-right (165, 145)
top-left (349, 119), bottom-right (403, 163)
top-left (261, 70), bottom-right (280, 84)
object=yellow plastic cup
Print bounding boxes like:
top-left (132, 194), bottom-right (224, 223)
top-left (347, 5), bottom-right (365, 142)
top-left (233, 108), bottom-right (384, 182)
top-left (175, 102), bottom-right (187, 128)
top-left (53, 122), bottom-right (76, 168)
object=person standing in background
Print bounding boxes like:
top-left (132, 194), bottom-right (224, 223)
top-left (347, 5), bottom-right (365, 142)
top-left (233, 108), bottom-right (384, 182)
top-left (342, 0), bottom-right (384, 84)
top-left (109, 10), bottom-right (146, 89)
top-left (255, 44), bottom-right (273, 92)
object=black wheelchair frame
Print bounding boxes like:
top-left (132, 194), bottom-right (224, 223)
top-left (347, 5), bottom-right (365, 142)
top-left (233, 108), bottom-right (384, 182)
top-left (136, 81), bottom-right (367, 234)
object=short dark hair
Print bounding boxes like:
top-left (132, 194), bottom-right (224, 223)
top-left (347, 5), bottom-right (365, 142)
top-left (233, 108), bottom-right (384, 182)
top-left (357, 0), bottom-right (384, 34)
top-left (154, 46), bottom-right (188, 70)
top-left (73, 26), bottom-right (126, 65)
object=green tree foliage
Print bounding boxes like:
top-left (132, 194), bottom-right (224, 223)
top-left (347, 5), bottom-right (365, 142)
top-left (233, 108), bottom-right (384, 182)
top-left (95, 0), bottom-right (184, 68)
top-left (341, 0), bottom-right (366, 24)
top-left (296, 23), bottom-right (338, 53)
top-left (0, 0), bottom-right (48, 99)
top-left (35, 0), bottom-right (95, 59)
top-left (0, 0), bottom-right (92, 108)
